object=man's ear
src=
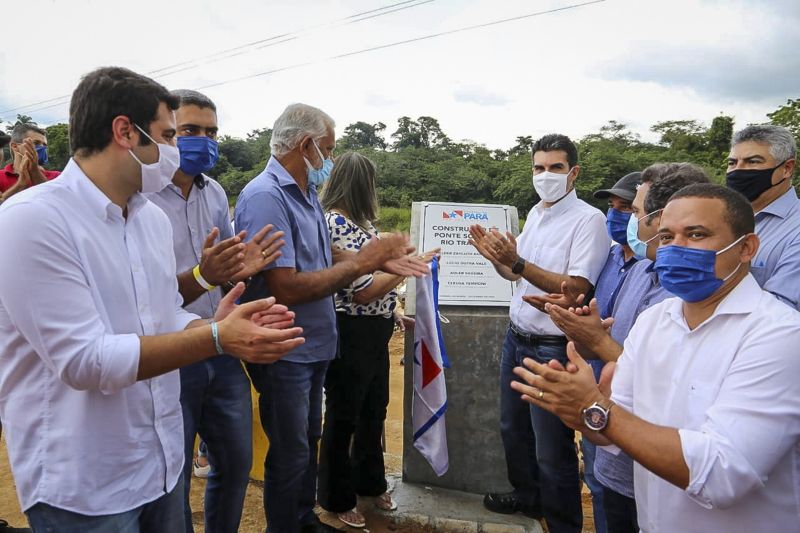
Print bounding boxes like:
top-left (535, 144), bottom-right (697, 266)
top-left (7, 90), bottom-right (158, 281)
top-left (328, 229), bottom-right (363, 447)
top-left (781, 159), bottom-right (795, 180)
top-left (740, 233), bottom-right (760, 263)
top-left (111, 116), bottom-right (137, 151)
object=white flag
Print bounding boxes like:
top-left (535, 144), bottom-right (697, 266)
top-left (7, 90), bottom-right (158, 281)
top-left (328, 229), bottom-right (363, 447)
top-left (412, 257), bottom-right (450, 476)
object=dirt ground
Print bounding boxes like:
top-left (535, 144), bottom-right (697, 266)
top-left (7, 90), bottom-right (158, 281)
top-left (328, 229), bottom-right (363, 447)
top-left (0, 331), bottom-right (595, 532)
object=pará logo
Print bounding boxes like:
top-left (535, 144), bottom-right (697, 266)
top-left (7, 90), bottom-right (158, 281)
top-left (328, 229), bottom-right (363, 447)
top-left (442, 210), bottom-right (488, 221)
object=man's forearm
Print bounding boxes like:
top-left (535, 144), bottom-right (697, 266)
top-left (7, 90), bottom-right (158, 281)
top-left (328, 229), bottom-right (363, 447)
top-left (177, 269), bottom-right (208, 307)
top-left (138, 319), bottom-right (215, 380)
top-left (604, 404), bottom-right (690, 489)
top-left (267, 260), bottom-right (363, 306)
top-left (593, 333), bottom-right (624, 363)
top-left (520, 261), bottom-right (574, 294)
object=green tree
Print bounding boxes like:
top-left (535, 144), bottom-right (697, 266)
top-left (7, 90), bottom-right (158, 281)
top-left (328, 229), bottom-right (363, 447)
top-left (767, 98), bottom-right (800, 148)
top-left (44, 123), bottom-right (70, 171)
top-left (338, 122), bottom-right (387, 150)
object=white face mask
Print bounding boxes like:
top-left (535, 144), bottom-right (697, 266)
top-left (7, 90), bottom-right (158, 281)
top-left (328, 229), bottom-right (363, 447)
top-left (128, 124), bottom-right (180, 194)
top-left (533, 168), bottom-right (573, 203)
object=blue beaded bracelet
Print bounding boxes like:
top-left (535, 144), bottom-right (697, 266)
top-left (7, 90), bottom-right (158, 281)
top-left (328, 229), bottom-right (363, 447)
top-left (210, 321), bottom-right (224, 355)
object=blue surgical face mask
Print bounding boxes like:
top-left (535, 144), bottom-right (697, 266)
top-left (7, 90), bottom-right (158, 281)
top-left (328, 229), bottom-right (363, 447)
top-left (176, 136), bottom-right (219, 176)
top-left (626, 209), bottom-right (661, 260)
top-left (654, 235), bottom-right (746, 303)
top-left (606, 208), bottom-right (632, 246)
top-left (35, 144), bottom-right (48, 166)
top-left (304, 139), bottom-right (333, 187)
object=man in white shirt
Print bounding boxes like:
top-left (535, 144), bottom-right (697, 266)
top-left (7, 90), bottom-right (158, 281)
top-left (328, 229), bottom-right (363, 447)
top-left (0, 67), bottom-right (304, 532)
top-left (513, 183), bottom-right (800, 532)
top-left (469, 134), bottom-right (610, 532)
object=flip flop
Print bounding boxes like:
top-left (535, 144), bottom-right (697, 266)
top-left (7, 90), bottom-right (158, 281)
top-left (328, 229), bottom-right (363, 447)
top-left (337, 508), bottom-right (366, 529)
top-left (375, 492), bottom-right (397, 511)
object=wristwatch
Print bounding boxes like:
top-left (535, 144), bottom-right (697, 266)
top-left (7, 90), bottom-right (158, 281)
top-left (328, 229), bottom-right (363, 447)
top-left (583, 400), bottom-right (614, 431)
top-left (511, 256), bottom-right (526, 275)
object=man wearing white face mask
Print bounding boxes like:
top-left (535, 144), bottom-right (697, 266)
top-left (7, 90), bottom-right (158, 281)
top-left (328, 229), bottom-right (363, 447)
top-left (469, 134), bottom-right (609, 532)
top-left (0, 67), bottom-right (305, 532)
top-left (234, 103), bottom-right (428, 533)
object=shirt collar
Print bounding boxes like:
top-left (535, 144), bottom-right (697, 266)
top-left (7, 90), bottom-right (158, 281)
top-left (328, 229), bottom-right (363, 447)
top-left (665, 273), bottom-right (762, 329)
top-left (266, 156), bottom-right (318, 206)
top-left (3, 163), bottom-right (16, 177)
top-left (533, 188), bottom-right (578, 216)
top-left (64, 158), bottom-right (149, 222)
top-left (758, 187), bottom-right (798, 219)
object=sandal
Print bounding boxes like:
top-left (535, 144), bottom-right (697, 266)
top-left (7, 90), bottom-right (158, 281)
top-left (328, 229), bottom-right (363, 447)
top-left (337, 508), bottom-right (366, 529)
top-left (192, 457), bottom-right (211, 478)
top-left (375, 492), bottom-right (397, 511)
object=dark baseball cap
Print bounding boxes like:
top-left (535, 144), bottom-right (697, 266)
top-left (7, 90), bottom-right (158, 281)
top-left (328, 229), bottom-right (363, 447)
top-left (593, 171), bottom-right (642, 201)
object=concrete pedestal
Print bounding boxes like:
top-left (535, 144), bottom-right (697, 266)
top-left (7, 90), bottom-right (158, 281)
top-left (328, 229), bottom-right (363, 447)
top-left (402, 307), bottom-right (512, 494)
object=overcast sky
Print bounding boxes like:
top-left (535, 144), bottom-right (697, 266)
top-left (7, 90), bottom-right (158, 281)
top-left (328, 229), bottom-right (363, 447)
top-left (1, 0), bottom-right (798, 149)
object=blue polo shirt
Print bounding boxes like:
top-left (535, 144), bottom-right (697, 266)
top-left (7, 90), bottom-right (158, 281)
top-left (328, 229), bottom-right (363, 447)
top-left (588, 244), bottom-right (637, 379)
top-left (594, 259), bottom-right (671, 498)
top-left (234, 156), bottom-right (335, 364)
top-left (751, 187), bottom-right (800, 310)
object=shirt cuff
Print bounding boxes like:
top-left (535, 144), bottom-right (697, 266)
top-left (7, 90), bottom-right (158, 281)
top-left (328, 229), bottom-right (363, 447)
top-left (679, 428), bottom-right (715, 509)
top-left (98, 333), bottom-right (141, 395)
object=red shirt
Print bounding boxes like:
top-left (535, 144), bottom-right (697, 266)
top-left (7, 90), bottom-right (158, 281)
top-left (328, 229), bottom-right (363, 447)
top-left (0, 163), bottom-right (60, 193)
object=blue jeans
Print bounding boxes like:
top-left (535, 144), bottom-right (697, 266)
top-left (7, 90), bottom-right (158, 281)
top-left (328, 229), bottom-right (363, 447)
top-left (504, 329), bottom-right (583, 533)
top-left (499, 330), bottom-right (541, 511)
top-left (26, 476), bottom-right (184, 532)
top-left (180, 355), bottom-right (253, 533)
top-left (248, 359), bottom-right (329, 533)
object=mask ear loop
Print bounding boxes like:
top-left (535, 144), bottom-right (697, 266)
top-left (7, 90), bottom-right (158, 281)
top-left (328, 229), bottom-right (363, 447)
top-left (637, 208), bottom-right (663, 244)
top-left (717, 234), bottom-right (749, 282)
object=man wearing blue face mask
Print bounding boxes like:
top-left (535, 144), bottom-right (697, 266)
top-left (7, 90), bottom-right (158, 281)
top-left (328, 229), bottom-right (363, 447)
top-left (147, 89), bottom-right (287, 533)
top-left (513, 182), bottom-right (800, 533)
top-left (234, 103), bottom-right (428, 533)
top-left (726, 124), bottom-right (800, 310)
top-left (0, 123), bottom-right (60, 200)
top-left (541, 163), bottom-right (709, 533)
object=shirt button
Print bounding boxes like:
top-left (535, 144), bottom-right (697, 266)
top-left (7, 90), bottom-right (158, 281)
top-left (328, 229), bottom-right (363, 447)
top-left (643, 299), bottom-right (649, 305)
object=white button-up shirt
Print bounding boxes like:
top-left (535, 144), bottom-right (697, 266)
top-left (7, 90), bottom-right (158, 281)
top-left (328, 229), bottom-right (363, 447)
top-left (509, 189), bottom-right (610, 335)
top-left (610, 274), bottom-right (800, 532)
top-left (0, 159), bottom-right (198, 515)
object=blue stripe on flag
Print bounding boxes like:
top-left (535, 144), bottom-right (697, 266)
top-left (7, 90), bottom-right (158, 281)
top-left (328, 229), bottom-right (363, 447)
top-left (431, 257), bottom-right (451, 369)
top-left (412, 400), bottom-right (448, 442)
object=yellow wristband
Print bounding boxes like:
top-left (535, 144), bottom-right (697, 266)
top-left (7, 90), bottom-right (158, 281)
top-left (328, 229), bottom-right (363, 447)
top-left (192, 264), bottom-right (216, 291)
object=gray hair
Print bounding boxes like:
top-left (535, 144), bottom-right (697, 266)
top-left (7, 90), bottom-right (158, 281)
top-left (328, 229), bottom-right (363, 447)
top-left (11, 123), bottom-right (46, 144)
top-left (271, 103), bottom-right (335, 157)
top-left (732, 124), bottom-right (797, 162)
top-left (320, 152), bottom-right (378, 230)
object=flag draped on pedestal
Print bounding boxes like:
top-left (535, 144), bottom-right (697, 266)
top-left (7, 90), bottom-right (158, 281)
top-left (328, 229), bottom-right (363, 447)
top-left (412, 257), bottom-right (450, 476)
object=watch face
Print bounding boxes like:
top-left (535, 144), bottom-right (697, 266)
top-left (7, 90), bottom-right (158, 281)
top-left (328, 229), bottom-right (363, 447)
top-left (584, 405), bottom-right (608, 431)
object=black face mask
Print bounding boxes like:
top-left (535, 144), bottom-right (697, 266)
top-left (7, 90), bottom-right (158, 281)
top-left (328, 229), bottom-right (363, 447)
top-left (726, 160), bottom-right (788, 201)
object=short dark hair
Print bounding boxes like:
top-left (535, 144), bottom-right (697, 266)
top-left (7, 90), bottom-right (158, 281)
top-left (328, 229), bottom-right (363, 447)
top-left (10, 123), bottom-right (46, 144)
top-left (0, 130), bottom-right (10, 149)
top-left (669, 183), bottom-right (755, 237)
top-left (170, 89), bottom-right (217, 112)
top-left (531, 133), bottom-right (578, 168)
top-left (643, 163), bottom-right (710, 223)
top-left (69, 67), bottom-right (179, 157)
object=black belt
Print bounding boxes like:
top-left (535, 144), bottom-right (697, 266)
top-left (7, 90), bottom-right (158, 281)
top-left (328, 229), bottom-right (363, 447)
top-left (509, 322), bottom-right (567, 346)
